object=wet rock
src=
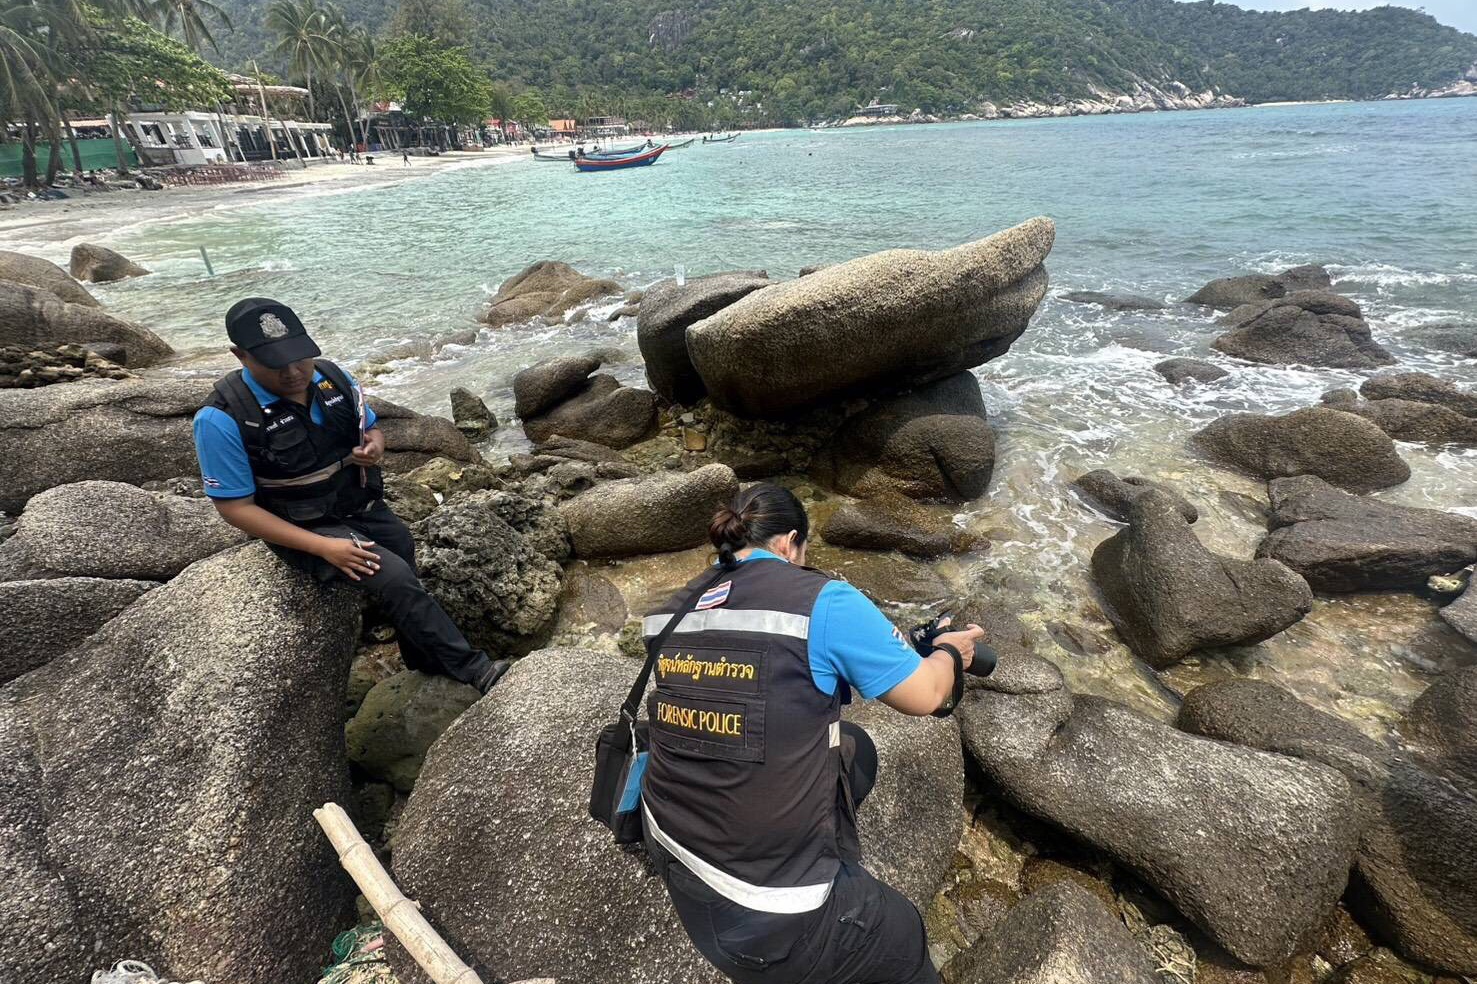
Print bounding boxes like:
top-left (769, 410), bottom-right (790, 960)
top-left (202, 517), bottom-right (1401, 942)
top-left (811, 372), bottom-right (995, 502)
top-left (1442, 580), bottom-right (1477, 646)
top-left (1257, 475), bottom-right (1477, 591)
top-left (0, 249), bottom-right (100, 305)
top-left (0, 280), bottom-right (171, 366)
top-left (1177, 680), bottom-right (1477, 975)
top-left (68, 243), bottom-right (150, 283)
top-left (448, 386), bottom-right (496, 440)
top-left (522, 374), bottom-right (659, 450)
top-left (637, 271), bottom-right (769, 404)
top-left (532, 434), bottom-right (629, 465)
top-left (1155, 356), bottom-right (1229, 385)
top-left (1191, 407), bottom-right (1410, 494)
top-left (345, 670), bottom-right (480, 792)
top-left (1212, 292), bottom-right (1394, 369)
top-left (562, 463), bottom-right (738, 558)
top-left (1091, 491), bottom-right (1311, 669)
top-left (1070, 468), bottom-right (1198, 523)
top-left (1060, 289), bottom-right (1167, 311)
top-left (550, 565), bottom-right (629, 641)
top-left (687, 218), bottom-right (1053, 417)
top-left (823, 549), bottom-right (952, 605)
top-left (1401, 666), bottom-right (1477, 780)
top-left (0, 543), bottom-right (359, 984)
top-left (1359, 372), bottom-right (1477, 418)
top-left (363, 395), bottom-right (479, 473)
top-left (411, 489), bottom-right (563, 655)
top-left (1313, 905), bottom-right (1375, 969)
top-left (0, 577), bottom-right (156, 684)
top-left (1185, 265), bottom-right (1331, 311)
top-left (478, 261), bottom-right (621, 328)
top-left (1405, 322), bottom-right (1476, 359)
top-left (821, 492), bottom-right (981, 557)
top-left (512, 355), bottom-right (602, 419)
top-left (1337, 398), bottom-right (1477, 447)
top-left (941, 881), bottom-right (1160, 984)
top-left (388, 648), bottom-right (956, 984)
top-left (0, 480), bottom-right (246, 581)
top-left (959, 667), bottom-right (1360, 967)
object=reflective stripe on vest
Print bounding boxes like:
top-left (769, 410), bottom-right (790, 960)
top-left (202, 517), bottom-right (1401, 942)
top-left (642, 609), bottom-right (811, 641)
top-left (253, 453), bottom-right (357, 488)
top-left (643, 800), bottom-right (833, 914)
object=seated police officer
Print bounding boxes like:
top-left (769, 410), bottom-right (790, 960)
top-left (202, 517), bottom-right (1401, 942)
top-left (193, 298), bottom-right (509, 693)
top-left (641, 483), bottom-right (986, 984)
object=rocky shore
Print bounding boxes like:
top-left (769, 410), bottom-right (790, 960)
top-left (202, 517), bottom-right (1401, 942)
top-left (1, 226), bottom-right (1474, 984)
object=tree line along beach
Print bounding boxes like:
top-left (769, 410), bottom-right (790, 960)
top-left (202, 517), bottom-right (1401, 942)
top-left (1, 82), bottom-right (1475, 984)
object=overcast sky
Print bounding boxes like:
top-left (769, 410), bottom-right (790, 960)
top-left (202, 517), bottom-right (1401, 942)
top-left (1220, 1), bottom-right (1477, 35)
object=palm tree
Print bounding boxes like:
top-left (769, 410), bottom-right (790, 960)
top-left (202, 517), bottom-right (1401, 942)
top-left (344, 26), bottom-right (377, 148)
top-left (151, 0), bottom-right (231, 55)
top-left (266, 0), bottom-right (333, 121)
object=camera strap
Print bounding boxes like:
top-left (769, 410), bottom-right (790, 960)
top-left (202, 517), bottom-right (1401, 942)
top-left (621, 563), bottom-right (737, 727)
top-left (930, 642), bottom-right (965, 718)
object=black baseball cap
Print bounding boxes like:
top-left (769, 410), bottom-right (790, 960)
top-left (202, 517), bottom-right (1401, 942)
top-left (225, 297), bottom-right (321, 368)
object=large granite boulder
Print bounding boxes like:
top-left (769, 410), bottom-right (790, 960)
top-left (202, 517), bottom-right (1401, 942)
top-left (1070, 468), bottom-right (1198, 524)
top-left (638, 272), bottom-right (769, 404)
top-left (0, 377), bottom-right (474, 512)
top-left (448, 386), bottom-right (496, 440)
top-left (522, 374), bottom-right (659, 450)
top-left (1185, 264), bottom-right (1332, 311)
top-left (1334, 396), bottom-right (1477, 447)
top-left (0, 577), bottom-right (156, 684)
top-left (561, 463), bottom-right (738, 558)
top-left (1178, 680), bottom-right (1477, 975)
top-left (69, 243), bottom-right (150, 283)
top-left (0, 249), bottom-right (100, 305)
top-left (513, 355), bottom-right (602, 419)
top-left (0, 480), bottom-right (246, 581)
top-left (411, 489), bottom-right (563, 655)
top-left (1406, 321), bottom-right (1476, 359)
top-left (941, 881), bottom-right (1160, 984)
top-left (1191, 407), bottom-right (1410, 494)
top-left (479, 261), bottom-right (621, 328)
top-left (686, 218), bottom-right (1053, 417)
top-left (1060, 289), bottom-right (1167, 312)
top-left (821, 491), bottom-right (981, 557)
top-left (0, 543), bottom-right (359, 984)
top-left (1212, 292), bottom-right (1394, 369)
top-left (0, 280), bottom-right (171, 366)
top-left (345, 669), bottom-right (480, 792)
top-left (1091, 491), bottom-right (1311, 669)
top-left (1257, 475), bottom-right (1477, 591)
top-left (811, 372), bottom-right (996, 502)
top-left (1402, 666), bottom-right (1477, 781)
top-left (1360, 372), bottom-right (1477, 418)
top-left (389, 648), bottom-right (960, 984)
top-left (958, 654), bottom-right (1360, 967)
top-left (1155, 357), bottom-right (1229, 385)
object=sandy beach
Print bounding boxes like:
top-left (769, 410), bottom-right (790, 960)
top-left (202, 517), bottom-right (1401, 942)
top-left (0, 146), bottom-right (532, 253)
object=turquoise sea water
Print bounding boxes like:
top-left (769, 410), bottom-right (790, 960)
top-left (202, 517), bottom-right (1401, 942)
top-left (72, 98), bottom-right (1477, 723)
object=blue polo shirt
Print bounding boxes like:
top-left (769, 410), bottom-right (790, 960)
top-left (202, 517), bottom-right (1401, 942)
top-left (732, 549), bottom-right (922, 701)
top-left (192, 367), bottom-right (376, 500)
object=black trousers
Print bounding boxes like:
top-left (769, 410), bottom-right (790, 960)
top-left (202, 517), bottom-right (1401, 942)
top-left (648, 723), bottom-right (938, 984)
top-left (271, 501), bottom-right (494, 686)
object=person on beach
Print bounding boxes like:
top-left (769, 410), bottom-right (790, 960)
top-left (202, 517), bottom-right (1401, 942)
top-left (641, 483), bottom-right (986, 984)
top-left (192, 298), bottom-right (509, 694)
top-left (402, 149), bottom-right (410, 166)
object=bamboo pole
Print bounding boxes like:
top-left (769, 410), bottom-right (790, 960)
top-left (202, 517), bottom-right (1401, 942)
top-left (313, 802), bottom-right (484, 984)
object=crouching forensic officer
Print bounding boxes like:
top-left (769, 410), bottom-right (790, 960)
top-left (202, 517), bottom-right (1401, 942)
top-left (641, 483), bottom-right (988, 984)
top-left (193, 297), bottom-right (509, 693)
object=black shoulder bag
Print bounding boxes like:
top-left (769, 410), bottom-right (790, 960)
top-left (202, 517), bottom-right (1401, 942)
top-left (589, 565), bottom-right (732, 844)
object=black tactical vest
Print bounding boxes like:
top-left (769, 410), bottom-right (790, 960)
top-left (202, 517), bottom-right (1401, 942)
top-left (205, 359), bottom-right (383, 523)
top-left (641, 556), bottom-right (855, 914)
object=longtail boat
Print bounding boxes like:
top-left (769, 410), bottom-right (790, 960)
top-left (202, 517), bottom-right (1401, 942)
top-left (530, 148), bottom-right (573, 162)
top-left (702, 133), bottom-right (738, 143)
top-left (666, 138), bottom-right (695, 149)
top-left (573, 145), bottom-right (668, 171)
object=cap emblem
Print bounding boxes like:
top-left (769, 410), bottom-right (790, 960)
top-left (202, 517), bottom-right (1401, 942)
top-left (259, 313), bottom-right (289, 339)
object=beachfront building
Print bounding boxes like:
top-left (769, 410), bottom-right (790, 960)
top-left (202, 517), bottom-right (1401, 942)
top-left (857, 101), bottom-right (900, 117)
top-left (110, 110), bottom-right (336, 166)
top-left (581, 116), bottom-right (630, 139)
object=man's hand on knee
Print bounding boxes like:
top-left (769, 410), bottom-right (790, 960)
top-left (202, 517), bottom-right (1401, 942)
top-left (314, 535), bottom-right (381, 581)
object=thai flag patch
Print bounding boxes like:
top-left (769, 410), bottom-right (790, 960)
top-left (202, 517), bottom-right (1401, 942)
top-left (695, 581), bottom-right (732, 610)
top-left (202, 475), bottom-right (222, 489)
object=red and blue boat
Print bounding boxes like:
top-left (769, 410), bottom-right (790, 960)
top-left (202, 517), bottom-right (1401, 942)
top-left (573, 144), bottom-right (668, 172)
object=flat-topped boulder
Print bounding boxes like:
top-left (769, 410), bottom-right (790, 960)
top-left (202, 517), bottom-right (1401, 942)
top-left (811, 372), bottom-right (996, 502)
top-left (686, 218), bottom-right (1053, 417)
top-left (1335, 395), bottom-right (1477, 447)
top-left (1059, 289), bottom-right (1167, 312)
top-left (1070, 469), bottom-right (1198, 524)
top-left (0, 377), bottom-right (474, 512)
top-left (638, 271), bottom-right (770, 404)
top-left (821, 491), bottom-right (982, 557)
top-left (513, 355), bottom-right (602, 419)
top-left (1091, 490), bottom-right (1311, 668)
top-left (1257, 475), bottom-right (1477, 591)
top-left (0, 280), bottom-right (171, 366)
top-left (479, 261), bottom-right (621, 328)
top-left (0, 480), bottom-right (246, 581)
top-left (1184, 264), bottom-right (1332, 311)
top-left (0, 249), bottom-right (99, 305)
top-left (1212, 291), bottom-right (1394, 368)
top-left (68, 243), bottom-right (150, 283)
top-left (561, 463), bottom-right (738, 558)
top-left (1154, 356), bottom-right (1228, 385)
top-left (0, 577), bottom-right (156, 684)
top-left (0, 544), bottom-right (359, 984)
top-left (958, 655), bottom-right (1360, 967)
top-left (523, 374), bottom-right (658, 449)
top-left (1360, 371), bottom-right (1477, 418)
top-left (1190, 406), bottom-right (1410, 494)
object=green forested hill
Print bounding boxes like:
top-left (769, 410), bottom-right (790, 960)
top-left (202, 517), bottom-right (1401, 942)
top-left (210, 0), bottom-right (1477, 123)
